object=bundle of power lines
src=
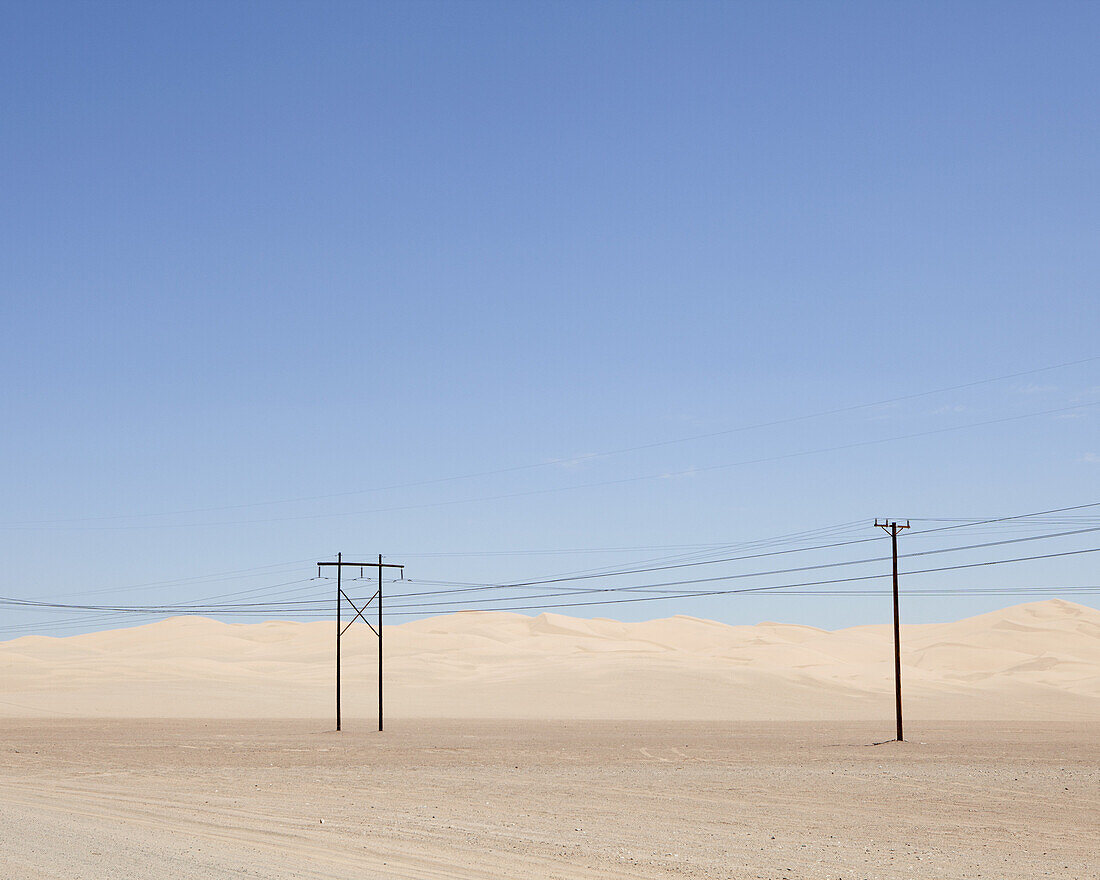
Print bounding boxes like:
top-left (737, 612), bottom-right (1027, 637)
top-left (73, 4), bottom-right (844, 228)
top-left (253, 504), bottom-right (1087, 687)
top-left (3, 501), bottom-right (1099, 637)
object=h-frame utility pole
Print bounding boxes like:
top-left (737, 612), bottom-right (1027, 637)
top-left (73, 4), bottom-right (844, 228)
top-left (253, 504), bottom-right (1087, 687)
top-left (317, 553), bottom-right (404, 733)
top-left (874, 519), bottom-right (910, 742)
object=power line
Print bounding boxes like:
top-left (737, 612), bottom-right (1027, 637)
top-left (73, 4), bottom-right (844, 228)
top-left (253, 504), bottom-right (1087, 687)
top-left (5, 355), bottom-right (1096, 529)
top-left (366, 525), bottom-right (1100, 611)
top-left (376, 544), bottom-right (1100, 617)
top-left (42, 558), bottom-right (321, 600)
top-left (5, 585), bottom-right (1099, 635)
top-left (5, 526), bottom-right (1098, 617)
top-left (3, 400), bottom-right (1098, 533)
top-left (386, 520), bottom-right (872, 592)
top-left (379, 502), bottom-right (1100, 599)
top-left (5, 501), bottom-right (1099, 641)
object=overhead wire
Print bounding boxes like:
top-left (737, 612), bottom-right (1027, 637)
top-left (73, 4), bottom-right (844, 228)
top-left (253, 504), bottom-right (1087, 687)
top-left (365, 526), bottom-right (1100, 611)
top-left (3, 398), bottom-right (1099, 533)
top-left (4, 501), bottom-right (1098, 638)
top-left (5, 354), bottom-right (1096, 529)
top-left (380, 502), bottom-right (1100, 599)
top-left (44, 557), bottom-right (321, 600)
top-left (386, 519), bottom-right (872, 590)
top-left (377, 544), bottom-right (1100, 617)
top-left (12, 540), bottom-right (1098, 622)
top-left (5, 522), bottom-right (1098, 618)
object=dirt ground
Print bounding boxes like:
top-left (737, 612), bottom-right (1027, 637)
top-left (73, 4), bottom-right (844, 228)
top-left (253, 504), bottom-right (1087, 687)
top-left (0, 719), bottom-right (1095, 879)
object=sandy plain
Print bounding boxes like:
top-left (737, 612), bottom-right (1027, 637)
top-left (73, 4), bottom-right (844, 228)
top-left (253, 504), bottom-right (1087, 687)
top-left (1, 719), bottom-right (1097, 880)
top-left (2, 600), bottom-right (1098, 878)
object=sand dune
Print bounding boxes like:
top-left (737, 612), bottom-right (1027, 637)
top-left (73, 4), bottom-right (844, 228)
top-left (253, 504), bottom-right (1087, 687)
top-left (2, 599), bottom-right (1098, 720)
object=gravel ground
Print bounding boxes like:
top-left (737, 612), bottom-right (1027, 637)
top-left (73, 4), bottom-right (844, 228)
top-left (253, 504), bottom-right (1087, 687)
top-left (1, 719), bottom-right (1096, 879)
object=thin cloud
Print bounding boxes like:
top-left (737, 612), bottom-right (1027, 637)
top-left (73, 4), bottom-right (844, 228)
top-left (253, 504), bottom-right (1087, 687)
top-left (551, 453), bottom-right (600, 470)
top-left (1016, 382), bottom-right (1058, 394)
top-left (659, 466), bottom-right (698, 480)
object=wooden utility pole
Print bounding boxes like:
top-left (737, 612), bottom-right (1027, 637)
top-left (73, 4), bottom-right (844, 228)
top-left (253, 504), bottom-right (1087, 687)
top-left (874, 520), bottom-right (910, 741)
top-left (317, 554), bottom-right (404, 732)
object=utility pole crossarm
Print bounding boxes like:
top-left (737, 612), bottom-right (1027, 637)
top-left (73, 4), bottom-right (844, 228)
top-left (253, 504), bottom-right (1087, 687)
top-left (318, 561), bottom-right (404, 569)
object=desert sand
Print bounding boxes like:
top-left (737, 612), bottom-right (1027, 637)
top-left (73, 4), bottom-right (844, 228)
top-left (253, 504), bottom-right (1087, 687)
top-left (1, 600), bottom-right (1098, 879)
top-left (1, 599), bottom-right (1098, 720)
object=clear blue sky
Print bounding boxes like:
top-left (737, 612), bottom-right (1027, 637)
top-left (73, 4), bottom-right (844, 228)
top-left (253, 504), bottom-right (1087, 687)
top-left (2, 1), bottom-right (1098, 636)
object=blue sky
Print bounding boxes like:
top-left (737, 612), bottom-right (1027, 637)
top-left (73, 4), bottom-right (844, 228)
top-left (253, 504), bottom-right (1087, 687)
top-left (2, 1), bottom-right (1098, 636)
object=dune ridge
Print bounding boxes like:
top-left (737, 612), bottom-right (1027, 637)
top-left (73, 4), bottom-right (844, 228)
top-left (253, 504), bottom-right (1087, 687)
top-left (2, 599), bottom-right (1098, 720)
